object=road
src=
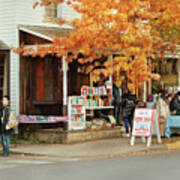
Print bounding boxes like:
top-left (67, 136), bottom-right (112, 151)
top-left (0, 151), bottom-right (179, 180)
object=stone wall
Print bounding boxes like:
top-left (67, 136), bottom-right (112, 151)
top-left (21, 128), bottom-right (124, 144)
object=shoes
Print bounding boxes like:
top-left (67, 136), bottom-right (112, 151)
top-left (116, 123), bottom-right (123, 126)
top-left (122, 133), bottom-right (130, 138)
top-left (2, 153), bottom-right (10, 157)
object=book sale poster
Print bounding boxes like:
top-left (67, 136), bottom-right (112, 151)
top-left (132, 109), bottom-right (154, 137)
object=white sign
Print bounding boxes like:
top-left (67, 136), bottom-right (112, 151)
top-left (132, 109), bottom-right (153, 137)
top-left (130, 108), bottom-right (161, 147)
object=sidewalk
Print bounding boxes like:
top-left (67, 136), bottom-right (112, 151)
top-left (8, 137), bottom-right (167, 159)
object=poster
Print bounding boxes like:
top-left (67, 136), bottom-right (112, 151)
top-left (131, 108), bottom-right (161, 147)
top-left (68, 96), bottom-right (86, 131)
top-left (132, 108), bottom-right (154, 137)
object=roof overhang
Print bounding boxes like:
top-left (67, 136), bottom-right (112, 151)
top-left (164, 45), bottom-right (180, 59)
top-left (19, 26), bottom-right (53, 41)
top-left (19, 25), bottom-right (75, 42)
top-left (0, 40), bottom-right (9, 50)
top-left (20, 26), bottom-right (180, 59)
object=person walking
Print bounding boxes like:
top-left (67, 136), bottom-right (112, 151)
top-left (122, 91), bottom-right (137, 137)
top-left (0, 96), bottom-right (11, 157)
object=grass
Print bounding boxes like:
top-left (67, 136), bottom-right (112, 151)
top-left (10, 135), bottom-right (40, 145)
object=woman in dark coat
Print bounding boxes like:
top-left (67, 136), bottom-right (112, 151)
top-left (122, 92), bottom-right (137, 137)
top-left (0, 96), bottom-right (11, 156)
top-left (170, 91), bottom-right (180, 115)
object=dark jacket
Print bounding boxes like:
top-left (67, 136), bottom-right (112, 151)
top-left (170, 95), bottom-right (180, 114)
top-left (122, 93), bottom-right (137, 118)
top-left (113, 84), bottom-right (121, 105)
top-left (0, 105), bottom-right (11, 135)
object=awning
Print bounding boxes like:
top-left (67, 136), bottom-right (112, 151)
top-left (19, 25), bottom-right (74, 42)
top-left (18, 25), bottom-right (75, 56)
top-left (0, 40), bottom-right (9, 50)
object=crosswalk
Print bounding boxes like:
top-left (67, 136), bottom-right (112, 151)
top-left (0, 164), bottom-right (18, 170)
top-left (0, 155), bottom-right (83, 170)
top-left (0, 158), bottom-right (54, 170)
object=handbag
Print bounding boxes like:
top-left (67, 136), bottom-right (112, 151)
top-left (5, 112), bottom-right (18, 130)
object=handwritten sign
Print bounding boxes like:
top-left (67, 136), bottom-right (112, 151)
top-left (131, 108), bottom-right (161, 147)
top-left (132, 109), bottom-right (154, 137)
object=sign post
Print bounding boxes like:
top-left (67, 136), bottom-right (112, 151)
top-left (130, 108), bottom-right (161, 147)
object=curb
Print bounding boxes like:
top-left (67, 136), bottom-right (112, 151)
top-left (10, 144), bottom-right (168, 160)
top-left (166, 141), bottom-right (180, 150)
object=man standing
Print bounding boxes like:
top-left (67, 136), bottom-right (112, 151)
top-left (113, 82), bottom-right (122, 126)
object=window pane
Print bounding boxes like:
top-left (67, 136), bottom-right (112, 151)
top-left (45, 4), bottom-right (57, 18)
top-left (44, 57), bottom-right (53, 100)
top-left (36, 59), bottom-right (45, 100)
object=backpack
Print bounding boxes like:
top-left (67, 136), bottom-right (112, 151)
top-left (6, 111), bottom-right (18, 130)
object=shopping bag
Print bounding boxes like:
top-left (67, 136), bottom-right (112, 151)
top-left (6, 112), bottom-right (18, 130)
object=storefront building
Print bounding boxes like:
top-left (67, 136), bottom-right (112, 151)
top-left (0, 0), bottom-right (80, 116)
top-left (0, 40), bottom-right (10, 101)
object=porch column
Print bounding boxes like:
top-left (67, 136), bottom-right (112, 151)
top-left (148, 78), bottom-right (152, 95)
top-left (108, 54), bottom-right (113, 89)
top-left (148, 59), bottom-right (152, 95)
top-left (177, 59), bottom-right (180, 86)
top-left (62, 56), bottom-right (68, 115)
top-left (143, 82), bottom-right (147, 102)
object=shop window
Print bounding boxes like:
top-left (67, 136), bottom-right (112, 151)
top-left (154, 59), bottom-right (177, 75)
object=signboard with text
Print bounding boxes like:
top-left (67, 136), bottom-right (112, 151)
top-left (132, 109), bottom-right (154, 137)
top-left (131, 108), bottom-right (161, 147)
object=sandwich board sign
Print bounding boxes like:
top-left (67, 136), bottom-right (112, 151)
top-left (130, 108), bottom-right (161, 147)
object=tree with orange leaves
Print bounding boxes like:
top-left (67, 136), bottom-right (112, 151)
top-left (18, 0), bottom-right (180, 93)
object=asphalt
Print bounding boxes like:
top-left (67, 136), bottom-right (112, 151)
top-left (1, 151), bottom-right (180, 180)
top-left (3, 137), bottom-right (168, 159)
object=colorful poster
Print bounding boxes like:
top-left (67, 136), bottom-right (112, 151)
top-left (68, 96), bottom-right (86, 131)
top-left (132, 109), bottom-right (154, 137)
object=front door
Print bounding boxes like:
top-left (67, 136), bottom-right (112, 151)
top-left (0, 53), bottom-right (9, 99)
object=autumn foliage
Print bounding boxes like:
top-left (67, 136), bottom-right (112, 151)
top-left (19, 0), bottom-right (180, 92)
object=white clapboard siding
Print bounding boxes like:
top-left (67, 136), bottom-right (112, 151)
top-left (0, 0), bottom-right (16, 46)
top-left (0, 0), bottom-right (46, 115)
top-left (0, 0), bottom-right (19, 114)
top-left (0, 0), bottom-right (81, 115)
top-left (15, 0), bottom-right (45, 25)
top-left (61, 2), bottom-right (81, 21)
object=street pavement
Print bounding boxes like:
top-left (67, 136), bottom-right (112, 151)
top-left (8, 137), bottom-right (166, 159)
top-left (0, 150), bottom-right (180, 180)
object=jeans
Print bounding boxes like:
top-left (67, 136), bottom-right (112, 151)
top-left (0, 134), bottom-right (10, 156)
top-left (114, 104), bottom-right (121, 124)
top-left (124, 117), bottom-right (132, 134)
